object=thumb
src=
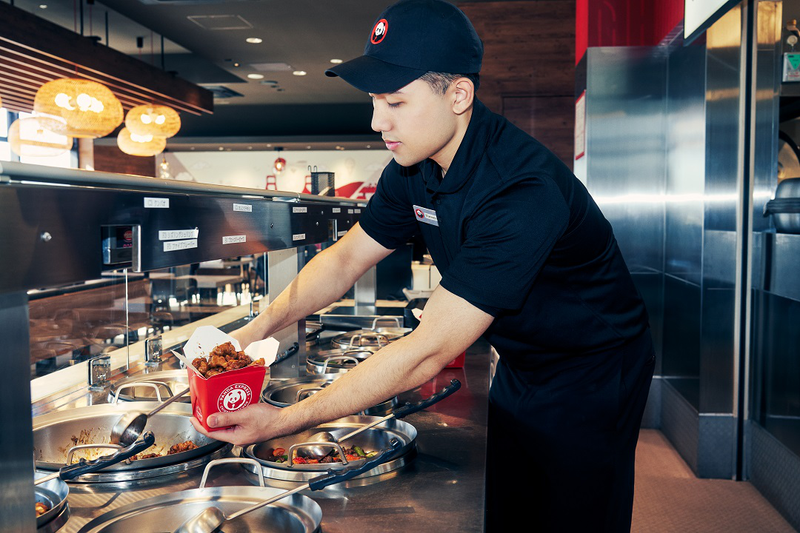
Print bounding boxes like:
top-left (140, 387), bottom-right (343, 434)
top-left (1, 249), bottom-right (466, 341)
top-left (207, 409), bottom-right (245, 428)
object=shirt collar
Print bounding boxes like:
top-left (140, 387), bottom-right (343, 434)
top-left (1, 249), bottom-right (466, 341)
top-left (423, 98), bottom-right (492, 196)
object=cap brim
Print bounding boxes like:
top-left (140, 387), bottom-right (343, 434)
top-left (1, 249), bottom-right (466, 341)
top-left (325, 55), bottom-right (426, 94)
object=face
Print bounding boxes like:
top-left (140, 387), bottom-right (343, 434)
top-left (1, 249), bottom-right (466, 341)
top-left (370, 79), bottom-right (461, 169)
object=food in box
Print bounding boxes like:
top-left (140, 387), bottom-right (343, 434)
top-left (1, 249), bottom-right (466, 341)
top-left (181, 326), bottom-right (278, 432)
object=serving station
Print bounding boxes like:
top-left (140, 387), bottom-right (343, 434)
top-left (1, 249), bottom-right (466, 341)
top-left (0, 161), bottom-right (489, 532)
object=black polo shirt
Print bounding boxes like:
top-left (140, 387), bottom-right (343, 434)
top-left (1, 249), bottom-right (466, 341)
top-left (359, 99), bottom-right (649, 376)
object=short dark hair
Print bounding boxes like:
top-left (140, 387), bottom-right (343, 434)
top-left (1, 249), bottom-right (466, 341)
top-left (418, 72), bottom-right (480, 95)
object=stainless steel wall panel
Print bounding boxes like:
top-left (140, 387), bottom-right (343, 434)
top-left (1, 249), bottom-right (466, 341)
top-left (665, 43), bottom-right (707, 287)
top-left (762, 233), bottom-right (800, 301)
top-left (700, 286), bottom-right (735, 413)
top-left (0, 292), bottom-right (36, 532)
top-left (750, 422), bottom-right (800, 527)
top-left (585, 47), bottom-right (666, 275)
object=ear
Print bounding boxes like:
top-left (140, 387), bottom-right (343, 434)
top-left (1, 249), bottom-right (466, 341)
top-left (451, 77), bottom-right (474, 115)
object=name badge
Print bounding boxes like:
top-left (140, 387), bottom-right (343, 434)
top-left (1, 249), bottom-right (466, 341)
top-left (413, 205), bottom-right (439, 226)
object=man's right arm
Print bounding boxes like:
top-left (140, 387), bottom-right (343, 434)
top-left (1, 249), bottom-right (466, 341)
top-left (233, 222), bottom-right (395, 348)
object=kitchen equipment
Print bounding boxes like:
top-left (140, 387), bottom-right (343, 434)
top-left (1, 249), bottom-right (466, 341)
top-left (33, 403), bottom-right (227, 483)
top-left (110, 387), bottom-right (190, 446)
top-left (237, 415), bottom-right (417, 483)
top-left (108, 371), bottom-right (189, 403)
top-left (77, 457), bottom-right (324, 533)
top-left (262, 374), bottom-right (397, 416)
top-left (305, 347), bottom-right (376, 375)
top-left (304, 379), bottom-right (460, 457)
top-left (35, 471), bottom-right (70, 532)
top-left (329, 317), bottom-right (411, 350)
top-left (35, 432), bottom-right (154, 485)
top-left (764, 177), bottom-right (800, 233)
top-left (174, 440), bottom-right (399, 533)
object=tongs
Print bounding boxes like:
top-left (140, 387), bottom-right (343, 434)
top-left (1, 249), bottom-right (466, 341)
top-left (35, 431), bottom-right (155, 485)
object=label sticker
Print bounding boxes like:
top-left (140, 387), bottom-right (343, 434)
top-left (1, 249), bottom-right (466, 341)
top-left (158, 228), bottom-right (199, 241)
top-left (337, 230), bottom-right (347, 237)
top-left (163, 239), bottom-right (198, 252)
top-left (413, 205), bottom-right (439, 226)
top-left (144, 197), bottom-right (169, 209)
top-left (293, 206), bottom-right (308, 213)
top-left (233, 203), bottom-right (252, 212)
top-left (292, 233), bottom-right (306, 241)
top-left (348, 209), bottom-right (354, 214)
top-left (354, 208), bottom-right (361, 213)
top-left (222, 235), bottom-right (246, 245)
top-left (332, 207), bottom-right (341, 213)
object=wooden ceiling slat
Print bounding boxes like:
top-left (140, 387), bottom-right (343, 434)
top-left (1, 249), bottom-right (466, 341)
top-left (0, 2), bottom-right (212, 116)
top-left (0, 45), bottom-right (207, 116)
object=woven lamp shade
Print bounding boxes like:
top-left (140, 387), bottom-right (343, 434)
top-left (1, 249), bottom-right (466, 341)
top-left (8, 117), bottom-right (73, 157)
top-left (117, 127), bottom-right (166, 157)
top-left (125, 105), bottom-right (181, 138)
top-left (33, 79), bottom-right (123, 138)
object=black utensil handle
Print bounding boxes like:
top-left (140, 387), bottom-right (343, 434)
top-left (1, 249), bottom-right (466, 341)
top-left (392, 378), bottom-right (461, 419)
top-left (272, 342), bottom-right (300, 366)
top-left (59, 431), bottom-right (156, 481)
top-left (307, 439), bottom-right (401, 491)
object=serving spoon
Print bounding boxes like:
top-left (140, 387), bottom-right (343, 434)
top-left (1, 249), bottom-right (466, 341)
top-left (109, 387), bottom-right (190, 446)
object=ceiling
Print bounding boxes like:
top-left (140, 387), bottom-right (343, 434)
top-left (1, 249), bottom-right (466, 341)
top-left (10, 0), bottom-right (451, 147)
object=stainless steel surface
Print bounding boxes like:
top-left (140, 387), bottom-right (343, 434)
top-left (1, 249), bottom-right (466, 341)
top-left (34, 472), bottom-right (69, 530)
top-left (305, 347), bottom-right (376, 374)
top-left (88, 357), bottom-right (112, 392)
top-left (241, 415), bottom-right (417, 481)
top-left (353, 265), bottom-right (377, 306)
top-left (267, 248), bottom-right (305, 380)
top-left (0, 291), bottom-right (37, 532)
top-left (145, 335), bottom-right (163, 366)
top-left (33, 403), bottom-right (226, 480)
top-left (46, 339), bottom-right (489, 532)
top-left (76, 485), bottom-right (322, 533)
top-left (109, 371), bottom-right (188, 403)
top-left (0, 163), bottom-right (364, 292)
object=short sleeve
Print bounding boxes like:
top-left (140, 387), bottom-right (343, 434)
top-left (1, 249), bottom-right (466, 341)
top-left (439, 178), bottom-right (569, 315)
top-left (358, 163), bottom-right (419, 250)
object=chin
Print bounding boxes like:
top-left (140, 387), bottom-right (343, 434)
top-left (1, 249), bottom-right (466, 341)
top-left (391, 152), bottom-right (425, 168)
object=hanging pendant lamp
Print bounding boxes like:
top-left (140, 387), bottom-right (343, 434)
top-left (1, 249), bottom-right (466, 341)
top-left (125, 104), bottom-right (181, 138)
top-left (34, 78), bottom-right (123, 138)
top-left (274, 147), bottom-right (286, 173)
top-left (8, 116), bottom-right (73, 158)
top-left (117, 127), bottom-right (166, 157)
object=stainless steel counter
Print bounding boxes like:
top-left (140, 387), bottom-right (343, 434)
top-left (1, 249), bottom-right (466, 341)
top-left (41, 337), bottom-right (491, 533)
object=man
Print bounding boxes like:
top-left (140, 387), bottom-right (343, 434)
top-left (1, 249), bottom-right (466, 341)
top-left (190, 1), bottom-right (655, 531)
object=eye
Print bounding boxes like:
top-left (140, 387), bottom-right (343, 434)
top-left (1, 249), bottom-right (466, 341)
top-left (387, 101), bottom-right (402, 108)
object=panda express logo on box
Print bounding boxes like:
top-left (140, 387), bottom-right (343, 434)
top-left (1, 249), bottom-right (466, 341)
top-left (217, 383), bottom-right (253, 412)
top-left (371, 19), bottom-right (388, 44)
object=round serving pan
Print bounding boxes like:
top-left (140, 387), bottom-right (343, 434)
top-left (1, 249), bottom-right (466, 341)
top-left (33, 403), bottom-right (225, 477)
top-left (305, 347), bottom-right (376, 375)
top-left (35, 471), bottom-right (69, 531)
top-left (329, 317), bottom-right (411, 350)
top-left (107, 370), bottom-right (189, 403)
top-left (76, 459), bottom-right (322, 533)
top-left (238, 415), bottom-right (417, 483)
top-left (262, 374), bottom-right (397, 416)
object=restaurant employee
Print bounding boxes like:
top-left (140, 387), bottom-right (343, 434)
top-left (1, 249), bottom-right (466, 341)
top-left (190, 1), bottom-right (655, 531)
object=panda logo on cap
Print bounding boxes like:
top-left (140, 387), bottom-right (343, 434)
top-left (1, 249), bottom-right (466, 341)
top-left (371, 19), bottom-right (388, 44)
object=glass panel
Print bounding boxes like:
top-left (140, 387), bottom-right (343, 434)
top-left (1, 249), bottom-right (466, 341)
top-left (28, 255), bottom-right (263, 378)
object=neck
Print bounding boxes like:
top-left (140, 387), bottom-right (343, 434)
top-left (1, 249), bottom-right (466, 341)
top-left (431, 107), bottom-right (473, 176)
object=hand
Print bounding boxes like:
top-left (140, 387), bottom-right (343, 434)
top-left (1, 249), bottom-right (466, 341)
top-left (189, 402), bottom-right (285, 446)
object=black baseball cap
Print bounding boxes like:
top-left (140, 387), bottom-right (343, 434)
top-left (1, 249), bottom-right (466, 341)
top-left (325, 0), bottom-right (483, 94)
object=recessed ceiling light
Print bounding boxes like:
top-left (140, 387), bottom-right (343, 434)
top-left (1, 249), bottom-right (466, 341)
top-left (39, 4), bottom-right (48, 9)
top-left (246, 37), bottom-right (262, 44)
top-left (293, 70), bottom-right (307, 76)
top-left (247, 73), bottom-right (265, 80)
top-left (330, 59), bottom-right (343, 64)
top-left (233, 62), bottom-right (240, 67)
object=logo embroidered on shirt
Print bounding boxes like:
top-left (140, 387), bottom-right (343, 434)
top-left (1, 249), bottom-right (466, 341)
top-left (413, 205), bottom-right (439, 226)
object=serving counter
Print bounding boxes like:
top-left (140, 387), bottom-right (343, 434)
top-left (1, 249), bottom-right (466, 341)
top-left (36, 333), bottom-right (490, 533)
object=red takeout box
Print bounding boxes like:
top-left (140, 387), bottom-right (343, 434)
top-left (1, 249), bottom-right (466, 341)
top-left (180, 326), bottom-right (278, 433)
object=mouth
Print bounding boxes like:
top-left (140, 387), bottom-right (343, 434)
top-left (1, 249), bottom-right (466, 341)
top-left (384, 140), bottom-right (401, 151)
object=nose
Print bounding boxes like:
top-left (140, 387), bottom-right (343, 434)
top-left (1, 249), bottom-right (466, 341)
top-left (371, 103), bottom-right (390, 133)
